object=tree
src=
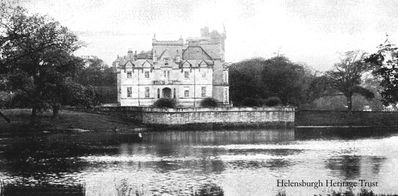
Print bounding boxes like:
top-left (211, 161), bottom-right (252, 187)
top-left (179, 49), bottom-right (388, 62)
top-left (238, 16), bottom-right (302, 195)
top-left (264, 96), bottom-right (281, 106)
top-left (200, 97), bottom-right (218, 107)
top-left (261, 56), bottom-right (313, 105)
top-left (366, 39), bottom-right (398, 106)
top-left (326, 51), bottom-right (374, 111)
top-left (229, 56), bottom-right (315, 107)
top-left (76, 56), bottom-right (116, 86)
top-left (305, 75), bottom-right (333, 103)
top-left (61, 78), bottom-right (98, 109)
top-left (0, 7), bottom-right (85, 120)
top-left (153, 98), bottom-right (176, 108)
top-left (74, 56), bottom-right (117, 104)
top-left (229, 58), bottom-right (265, 105)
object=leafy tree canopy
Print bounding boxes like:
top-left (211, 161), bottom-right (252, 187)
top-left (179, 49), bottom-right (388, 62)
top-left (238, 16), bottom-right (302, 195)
top-left (200, 97), bottom-right (218, 108)
top-left (76, 56), bottom-right (116, 86)
top-left (366, 40), bottom-right (398, 106)
top-left (0, 5), bottom-right (90, 120)
top-left (325, 50), bottom-right (374, 111)
top-left (229, 56), bottom-right (315, 107)
top-left (153, 98), bottom-right (176, 108)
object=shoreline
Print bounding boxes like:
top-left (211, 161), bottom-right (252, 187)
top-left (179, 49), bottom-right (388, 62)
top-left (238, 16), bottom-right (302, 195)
top-left (2, 108), bottom-right (398, 134)
top-left (0, 109), bottom-right (145, 135)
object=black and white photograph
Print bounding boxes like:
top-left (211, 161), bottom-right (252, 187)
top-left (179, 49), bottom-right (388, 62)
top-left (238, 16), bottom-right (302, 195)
top-left (1, 0), bottom-right (398, 195)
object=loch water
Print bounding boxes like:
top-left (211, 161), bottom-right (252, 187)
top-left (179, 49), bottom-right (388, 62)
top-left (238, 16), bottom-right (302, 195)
top-left (1, 128), bottom-right (398, 196)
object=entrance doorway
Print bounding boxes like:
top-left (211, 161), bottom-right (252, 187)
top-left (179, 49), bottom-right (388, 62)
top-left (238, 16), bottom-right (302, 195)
top-left (162, 88), bottom-right (171, 98)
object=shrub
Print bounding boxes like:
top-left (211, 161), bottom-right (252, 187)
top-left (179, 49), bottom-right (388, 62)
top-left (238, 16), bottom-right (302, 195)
top-left (153, 98), bottom-right (176, 108)
top-left (265, 96), bottom-right (281, 106)
top-left (257, 98), bottom-right (267, 106)
top-left (200, 97), bottom-right (219, 107)
top-left (242, 97), bottom-right (259, 107)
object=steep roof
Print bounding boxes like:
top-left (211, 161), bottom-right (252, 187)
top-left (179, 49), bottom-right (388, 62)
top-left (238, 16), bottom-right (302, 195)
top-left (182, 46), bottom-right (213, 60)
top-left (158, 49), bottom-right (170, 59)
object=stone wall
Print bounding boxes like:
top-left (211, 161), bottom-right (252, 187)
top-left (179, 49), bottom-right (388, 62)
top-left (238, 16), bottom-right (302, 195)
top-left (296, 110), bottom-right (398, 127)
top-left (94, 106), bottom-right (295, 128)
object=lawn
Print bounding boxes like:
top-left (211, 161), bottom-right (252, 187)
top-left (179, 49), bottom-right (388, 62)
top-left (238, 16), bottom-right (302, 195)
top-left (0, 108), bottom-right (142, 134)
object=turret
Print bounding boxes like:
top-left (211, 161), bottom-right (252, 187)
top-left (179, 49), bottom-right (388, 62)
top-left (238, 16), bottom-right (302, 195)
top-left (127, 49), bottom-right (134, 59)
top-left (153, 49), bottom-right (157, 62)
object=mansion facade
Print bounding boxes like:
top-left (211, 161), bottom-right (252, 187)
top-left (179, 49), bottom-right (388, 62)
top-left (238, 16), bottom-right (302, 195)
top-left (113, 27), bottom-right (230, 107)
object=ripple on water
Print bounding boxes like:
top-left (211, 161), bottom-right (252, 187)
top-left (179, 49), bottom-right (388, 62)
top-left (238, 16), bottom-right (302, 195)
top-left (2, 130), bottom-right (398, 195)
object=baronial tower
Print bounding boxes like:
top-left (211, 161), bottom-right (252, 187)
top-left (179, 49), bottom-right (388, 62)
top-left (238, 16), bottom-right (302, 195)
top-left (113, 27), bottom-right (230, 107)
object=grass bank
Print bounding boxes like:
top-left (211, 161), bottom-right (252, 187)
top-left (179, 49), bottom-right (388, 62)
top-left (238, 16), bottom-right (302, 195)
top-left (0, 108), bottom-right (143, 135)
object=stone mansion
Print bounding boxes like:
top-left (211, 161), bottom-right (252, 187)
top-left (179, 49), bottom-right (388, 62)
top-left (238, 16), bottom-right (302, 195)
top-left (113, 27), bottom-right (230, 107)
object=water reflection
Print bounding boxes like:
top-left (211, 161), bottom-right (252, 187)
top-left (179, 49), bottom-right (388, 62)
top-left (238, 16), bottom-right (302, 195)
top-left (326, 155), bottom-right (362, 179)
top-left (325, 155), bottom-right (386, 180)
top-left (0, 183), bottom-right (84, 196)
top-left (144, 129), bottom-right (295, 145)
top-left (0, 128), bottom-right (398, 195)
top-left (295, 127), bottom-right (398, 140)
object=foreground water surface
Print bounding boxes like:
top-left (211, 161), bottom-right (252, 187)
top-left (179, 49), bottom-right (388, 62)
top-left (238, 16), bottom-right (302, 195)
top-left (1, 128), bottom-right (398, 196)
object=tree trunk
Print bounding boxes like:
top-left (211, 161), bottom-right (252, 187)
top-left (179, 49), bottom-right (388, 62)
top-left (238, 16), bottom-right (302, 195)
top-left (347, 95), bottom-right (352, 112)
top-left (52, 104), bottom-right (60, 118)
top-left (31, 106), bottom-right (38, 124)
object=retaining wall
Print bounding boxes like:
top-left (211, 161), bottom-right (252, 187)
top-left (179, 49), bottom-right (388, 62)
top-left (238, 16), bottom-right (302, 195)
top-left (91, 106), bottom-right (295, 128)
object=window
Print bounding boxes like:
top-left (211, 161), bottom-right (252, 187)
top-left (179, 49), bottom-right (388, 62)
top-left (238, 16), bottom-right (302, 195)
top-left (202, 71), bottom-right (206, 78)
top-left (145, 87), bottom-right (150, 98)
top-left (201, 87), bottom-right (206, 97)
top-left (184, 71), bottom-right (189, 79)
top-left (157, 88), bottom-right (160, 98)
top-left (127, 87), bottom-right (132, 97)
top-left (173, 88), bottom-right (176, 98)
top-left (184, 89), bottom-right (189, 98)
top-left (164, 70), bottom-right (170, 80)
top-left (223, 72), bottom-right (228, 83)
top-left (145, 71), bottom-right (149, 78)
top-left (224, 87), bottom-right (228, 103)
top-left (127, 71), bottom-right (132, 78)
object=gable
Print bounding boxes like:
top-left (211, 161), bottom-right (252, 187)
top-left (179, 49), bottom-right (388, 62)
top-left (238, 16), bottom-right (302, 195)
top-left (142, 60), bottom-right (153, 68)
top-left (125, 61), bottom-right (135, 68)
top-left (181, 60), bottom-right (192, 68)
top-left (198, 60), bottom-right (214, 67)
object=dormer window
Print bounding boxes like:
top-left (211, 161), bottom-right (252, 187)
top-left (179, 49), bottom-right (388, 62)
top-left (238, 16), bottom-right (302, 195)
top-left (164, 58), bottom-right (170, 65)
top-left (202, 71), bottom-right (206, 78)
top-left (184, 71), bottom-right (189, 79)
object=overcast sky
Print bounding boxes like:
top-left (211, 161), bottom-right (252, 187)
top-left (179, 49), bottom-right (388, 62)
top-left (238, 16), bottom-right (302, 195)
top-left (20, 0), bottom-right (398, 71)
